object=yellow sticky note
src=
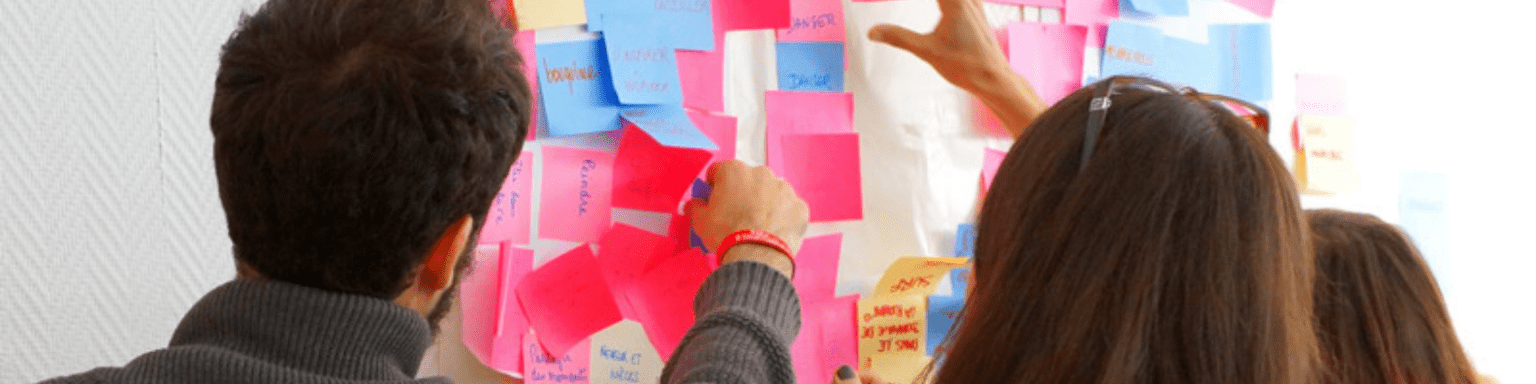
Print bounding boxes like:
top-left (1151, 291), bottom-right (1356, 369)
top-left (857, 295), bottom-right (928, 381)
top-left (589, 320), bottom-right (664, 384)
top-left (872, 257), bottom-right (970, 297)
top-left (1295, 115), bottom-right (1359, 195)
top-left (513, 0), bottom-right (587, 30)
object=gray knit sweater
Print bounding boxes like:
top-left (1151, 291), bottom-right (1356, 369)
top-left (38, 262), bottom-right (800, 384)
top-left (39, 278), bottom-right (448, 384)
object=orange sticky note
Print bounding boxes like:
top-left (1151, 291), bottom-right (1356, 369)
top-left (872, 257), bottom-right (969, 297)
top-left (856, 295), bottom-right (928, 382)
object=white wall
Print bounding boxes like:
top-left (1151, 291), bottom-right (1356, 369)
top-left (3, 0), bottom-right (1532, 383)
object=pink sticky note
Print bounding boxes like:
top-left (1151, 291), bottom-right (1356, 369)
top-left (775, 133), bottom-right (863, 222)
top-left (764, 91), bottom-right (854, 170)
top-left (480, 153), bottom-right (535, 245)
top-left (1008, 22), bottom-right (1087, 106)
top-left (981, 148), bottom-right (1007, 194)
top-left (791, 314), bottom-right (825, 384)
top-left (819, 295), bottom-right (860, 372)
top-left (516, 30), bottom-right (539, 141)
top-left (1065, 0), bottom-right (1118, 47)
top-left (539, 146), bottom-right (614, 243)
top-left (598, 223), bottom-right (673, 293)
top-left (1226, 0), bottom-right (1274, 18)
top-left (613, 126), bottom-right (713, 213)
top-left (524, 332), bottom-right (592, 384)
top-left (1296, 74), bottom-right (1348, 116)
top-left (678, 49), bottom-right (726, 112)
top-left (718, 0), bottom-right (791, 30)
top-left (630, 248), bottom-right (712, 360)
top-left (791, 233), bottom-right (842, 303)
top-left (516, 245), bottom-right (624, 358)
top-left (667, 214), bottom-right (695, 256)
top-left (489, 246), bottom-right (535, 373)
top-left (689, 110), bottom-right (737, 166)
top-left (985, 0), bottom-right (1065, 6)
top-left (776, 0), bottom-right (845, 42)
top-left (462, 244), bottom-right (504, 367)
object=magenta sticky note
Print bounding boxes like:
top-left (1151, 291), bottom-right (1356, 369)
top-left (1065, 0), bottom-right (1118, 47)
top-left (539, 146), bottom-right (614, 243)
top-left (791, 233), bottom-right (842, 303)
top-left (1225, 0), bottom-right (1273, 18)
top-left (613, 126), bottom-right (713, 212)
top-left (516, 31), bottom-right (540, 142)
top-left (689, 110), bottom-right (737, 165)
top-left (597, 223), bottom-right (672, 291)
top-left (985, 0), bottom-right (1065, 6)
top-left (775, 133), bottom-right (863, 222)
top-left (819, 295), bottom-right (860, 371)
top-left (764, 91), bottom-right (854, 169)
top-left (462, 244), bottom-right (503, 367)
top-left (982, 148), bottom-right (1007, 193)
top-left (631, 247), bottom-right (712, 359)
top-left (718, 0), bottom-right (791, 30)
top-left (489, 246), bottom-right (534, 373)
top-left (480, 153), bottom-right (535, 245)
top-left (776, 0), bottom-right (845, 42)
top-left (677, 48), bottom-right (726, 112)
top-left (791, 314), bottom-right (824, 384)
top-left (524, 332), bottom-right (592, 384)
top-left (516, 245), bottom-right (624, 358)
top-left (1008, 22), bottom-right (1087, 106)
top-left (1296, 73), bottom-right (1348, 116)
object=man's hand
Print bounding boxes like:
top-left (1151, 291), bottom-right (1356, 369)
top-left (868, 0), bottom-right (1046, 138)
top-left (685, 160), bottom-right (808, 277)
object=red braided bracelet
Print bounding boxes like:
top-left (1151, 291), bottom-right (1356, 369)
top-left (716, 229), bottom-right (795, 264)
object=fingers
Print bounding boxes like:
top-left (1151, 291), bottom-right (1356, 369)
top-left (830, 365), bottom-right (858, 384)
top-left (859, 371), bottom-right (889, 384)
top-left (868, 24), bottom-right (932, 59)
top-left (704, 159), bottom-right (747, 186)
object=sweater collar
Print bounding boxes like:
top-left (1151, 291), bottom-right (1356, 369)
top-left (169, 278), bottom-right (434, 381)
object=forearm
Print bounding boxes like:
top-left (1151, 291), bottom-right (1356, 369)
top-left (660, 261), bottom-right (801, 384)
top-left (968, 66), bottom-right (1046, 139)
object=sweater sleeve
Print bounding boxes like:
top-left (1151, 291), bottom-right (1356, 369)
top-left (660, 261), bottom-right (802, 384)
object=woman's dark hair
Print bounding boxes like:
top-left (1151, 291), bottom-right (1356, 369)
top-left (210, 0), bottom-right (531, 299)
top-left (934, 76), bottom-right (1317, 384)
top-left (1308, 209), bottom-right (1477, 384)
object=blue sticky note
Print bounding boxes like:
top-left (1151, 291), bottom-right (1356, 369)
top-left (620, 105), bottom-right (719, 150)
top-left (1399, 172), bottom-right (1452, 291)
top-left (1209, 23), bottom-right (1272, 102)
top-left (603, 16), bottom-right (686, 105)
top-left (954, 223), bottom-right (977, 258)
top-left (536, 39), bottom-right (623, 137)
top-left (949, 268), bottom-right (970, 295)
top-left (588, 2), bottom-right (714, 51)
top-left (927, 295), bottom-right (966, 356)
top-left (1100, 21), bottom-right (1163, 81)
top-left (776, 42), bottom-right (844, 92)
top-left (1158, 35), bottom-right (1219, 92)
top-left (1120, 0), bottom-right (1189, 17)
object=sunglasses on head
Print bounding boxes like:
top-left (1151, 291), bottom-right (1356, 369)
top-left (1080, 76), bottom-right (1270, 172)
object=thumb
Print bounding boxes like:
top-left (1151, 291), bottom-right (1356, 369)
top-left (868, 24), bottom-right (932, 58)
top-left (830, 365), bottom-right (859, 384)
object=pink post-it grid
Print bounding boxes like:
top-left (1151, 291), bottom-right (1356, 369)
top-left (516, 245), bottom-right (624, 358)
top-left (776, 0), bottom-right (845, 42)
top-left (538, 146), bottom-right (614, 243)
top-left (479, 153), bottom-right (535, 245)
top-left (489, 246), bottom-right (535, 373)
top-left (1008, 22), bottom-right (1088, 106)
top-left (764, 91), bottom-right (854, 169)
top-left (462, 243), bottom-right (503, 367)
top-left (613, 126), bottom-right (713, 213)
top-left (774, 133), bottom-right (863, 222)
top-left (791, 233), bottom-right (842, 303)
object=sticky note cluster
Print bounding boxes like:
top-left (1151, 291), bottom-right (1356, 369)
top-left (857, 256), bottom-right (970, 383)
top-left (1292, 74), bottom-right (1357, 195)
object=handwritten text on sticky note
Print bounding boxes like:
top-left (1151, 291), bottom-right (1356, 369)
top-left (539, 146), bottom-right (614, 243)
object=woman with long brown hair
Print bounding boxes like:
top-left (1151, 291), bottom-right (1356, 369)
top-left (659, 0), bottom-right (1319, 382)
top-left (1308, 209), bottom-right (1482, 384)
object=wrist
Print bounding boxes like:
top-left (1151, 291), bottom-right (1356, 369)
top-left (720, 243), bottom-right (795, 278)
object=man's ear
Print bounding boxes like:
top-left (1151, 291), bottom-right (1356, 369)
top-left (418, 215), bottom-right (474, 292)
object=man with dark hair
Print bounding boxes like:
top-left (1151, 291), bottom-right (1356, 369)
top-left (40, 0), bottom-right (812, 383)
